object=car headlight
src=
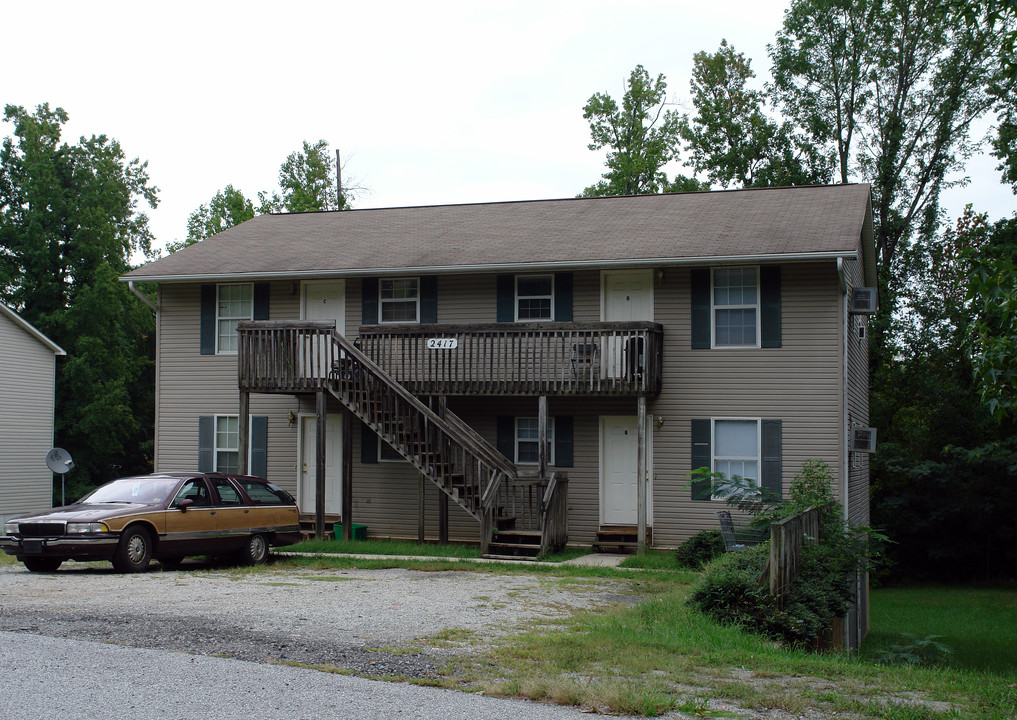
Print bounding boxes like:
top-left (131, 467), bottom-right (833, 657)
top-left (3, 522), bottom-right (18, 536)
top-left (66, 522), bottom-right (109, 534)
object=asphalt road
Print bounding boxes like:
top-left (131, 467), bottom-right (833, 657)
top-left (0, 631), bottom-right (640, 720)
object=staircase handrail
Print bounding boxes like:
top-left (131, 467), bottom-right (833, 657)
top-left (443, 409), bottom-right (517, 479)
top-left (327, 330), bottom-right (518, 512)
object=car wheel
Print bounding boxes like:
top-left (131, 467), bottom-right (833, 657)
top-left (23, 557), bottom-right (62, 573)
top-left (112, 526), bottom-right (153, 573)
top-left (238, 533), bottom-right (268, 565)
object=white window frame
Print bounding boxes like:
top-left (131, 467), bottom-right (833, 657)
top-left (212, 414), bottom-right (255, 473)
top-left (515, 274), bottom-right (554, 322)
top-left (711, 418), bottom-right (761, 500)
top-left (216, 282), bottom-right (254, 354)
top-left (712, 267), bottom-right (760, 349)
top-left (379, 277), bottom-right (420, 324)
top-left (515, 417), bottom-right (555, 465)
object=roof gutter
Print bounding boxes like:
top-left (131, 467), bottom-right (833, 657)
top-left (128, 281), bottom-right (157, 312)
top-left (120, 250), bottom-right (860, 284)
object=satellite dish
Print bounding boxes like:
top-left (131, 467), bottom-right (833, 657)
top-left (46, 447), bottom-right (74, 474)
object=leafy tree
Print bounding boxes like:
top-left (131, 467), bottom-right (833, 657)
top-left (0, 104), bottom-right (158, 498)
top-left (963, 216), bottom-right (1017, 420)
top-left (680, 40), bottom-right (831, 189)
top-left (580, 65), bottom-right (685, 196)
top-left (259, 139), bottom-right (354, 212)
top-left (169, 185), bottom-right (256, 253)
top-left (770, 0), bottom-right (1006, 274)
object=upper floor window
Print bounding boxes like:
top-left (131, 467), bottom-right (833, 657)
top-left (713, 267), bottom-right (759, 347)
top-left (515, 417), bottom-right (554, 465)
top-left (217, 283), bottom-right (253, 353)
top-left (380, 277), bottom-right (419, 323)
top-left (516, 275), bottom-right (553, 321)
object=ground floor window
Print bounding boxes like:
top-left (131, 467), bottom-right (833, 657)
top-left (516, 417), bottom-right (554, 465)
top-left (215, 415), bottom-right (240, 473)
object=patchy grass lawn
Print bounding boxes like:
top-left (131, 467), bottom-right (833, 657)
top-left (278, 537), bottom-right (589, 563)
top-left (271, 551), bottom-right (1015, 718)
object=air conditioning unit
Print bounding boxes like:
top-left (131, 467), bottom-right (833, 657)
top-left (849, 287), bottom-right (878, 314)
top-left (850, 427), bottom-right (877, 453)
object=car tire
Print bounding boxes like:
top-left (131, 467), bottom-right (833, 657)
top-left (112, 526), bottom-right (153, 573)
top-left (23, 557), bottom-right (62, 573)
top-left (237, 533), bottom-right (268, 565)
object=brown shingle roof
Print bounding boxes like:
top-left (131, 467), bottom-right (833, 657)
top-left (123, 184), bottom-right (872, 282)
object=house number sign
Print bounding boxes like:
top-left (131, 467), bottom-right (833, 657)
top-left (427, 338), bottom-right (458, 350)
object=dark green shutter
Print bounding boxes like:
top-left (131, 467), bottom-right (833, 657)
top-left (554, 416), bottom-right (574, 467)
top-left (496, 416), bottom-right (515, 461)
top-left (420, 276), bottom-right (438, 324)
top-left (761, 419), bottom-right (782, 498)
top-left (760, 266), bottom-right (781, 348)
top-left (253, 283), bottom-right (270, 321)
top-left (362, 277), bottom-right (379, 325)
top-left (198, 416), bottom-right (214, 472)
top-left (250, 416), bottom-right (268, 478)
top-left (690, 419), bottom-right (712, 500)
top-left (200, 285), bottom-right (216, 355)
top-left (360, 422), bottom-right (378, 464)
top-left (496, 275), bottom-right (514, 322)
top-left (691, 269), bottom-right (711, 349)
top-left (553, 272), bottom-right (573, 322)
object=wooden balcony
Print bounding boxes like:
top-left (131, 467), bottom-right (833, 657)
top-left (238, 321), bottom-right (662, 397)
top-left (356, 321), bottom-right (661, 397)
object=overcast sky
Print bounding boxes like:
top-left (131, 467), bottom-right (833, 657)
top-left (3, 0), bottom-right (1013, 257)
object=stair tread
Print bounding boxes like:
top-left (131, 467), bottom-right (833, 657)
top-left (481, 554), bottom-right (539, 561)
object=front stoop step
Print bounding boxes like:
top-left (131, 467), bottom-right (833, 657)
top-left (593, 526), bottom-right (651, 554)
top-left (482, 529), bottom-right (541, 560)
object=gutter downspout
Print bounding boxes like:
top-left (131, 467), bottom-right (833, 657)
top-left (128, 281), bottom-right (157, 312)
top-left (837, 258), bottom-right (849, 523)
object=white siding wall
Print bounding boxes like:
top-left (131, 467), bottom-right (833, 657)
top-left (0, 315), bottom-right (58, 521)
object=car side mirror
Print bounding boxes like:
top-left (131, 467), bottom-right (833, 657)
top-left (177, 498), bottom-right (194, 512)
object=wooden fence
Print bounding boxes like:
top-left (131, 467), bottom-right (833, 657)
top-left (767, 506), bottom-right (820, 603)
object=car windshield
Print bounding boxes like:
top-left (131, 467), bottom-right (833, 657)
top-left (81, 477), bottom-right (181, 505)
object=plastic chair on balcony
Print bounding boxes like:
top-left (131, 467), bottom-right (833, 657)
top-left (570, 342), bottom-right (598, 390)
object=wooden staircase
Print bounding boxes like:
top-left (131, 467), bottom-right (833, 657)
top-left (593, 525), bottom-right (651, 554)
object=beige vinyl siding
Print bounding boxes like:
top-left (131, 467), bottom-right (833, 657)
top-left (844, 255), bottom-right (871, 526)
top-left (648, 262), bottom-right (844, 547)
top-left (155, 283), bottom-right (300, 489)
top-left (0, 314), bottom-right (58, 521)
top-left (154, 261), bottom-right (856, 547)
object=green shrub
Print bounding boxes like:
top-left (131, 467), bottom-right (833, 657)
top-left (674, 530), bottom-right (725, 569)
top-left (687, 459), bottom-right (877, 649)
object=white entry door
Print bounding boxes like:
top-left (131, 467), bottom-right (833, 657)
top-left (602, 270), bottom-right (653, 378)
top-left (302, 280), bottom-right (346, 378)
top-left (299, 414), bottom-right (342, 516)
top-left (601, 416), bottom-right (639, 525)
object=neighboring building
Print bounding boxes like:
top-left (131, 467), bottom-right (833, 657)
top-left (122, 184), bottom-right (876, 555)
top-left (0, 303), bottom-right (66, 523)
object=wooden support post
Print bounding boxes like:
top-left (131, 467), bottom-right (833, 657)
top-left (418, 474), bottom-right (425, 544)
top-left (636, 394), bottom-right (647, 554)
top-left (538, 395), bottom-right (548, 479)
top-left (438, 491), bottom-right (449, 545)
top-left (341, 408), bottom-right (353, 541)
top-left (315, 390), bottom-right (326, 540)
top-left (238, 391), bottom-right (250, 475)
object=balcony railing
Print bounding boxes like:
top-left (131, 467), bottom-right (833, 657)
top-left (356, 321), bottom-right (662, 397)
top-left (238, 321), bottom-right (662, 397)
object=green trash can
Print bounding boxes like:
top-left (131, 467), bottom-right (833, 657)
top-left (333, 523), bottom-right (367, 540)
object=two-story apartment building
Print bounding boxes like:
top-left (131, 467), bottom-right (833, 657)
top-left (123, 184), bottom-right (876, 557)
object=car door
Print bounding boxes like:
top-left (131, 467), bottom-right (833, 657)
top-left (210, 476), bottom-right (255, 552)
top-left (163, 478), bottom-right (219, 556)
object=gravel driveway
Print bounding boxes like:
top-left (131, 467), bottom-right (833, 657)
top-left (0, 559), bottom-right (636, 679)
